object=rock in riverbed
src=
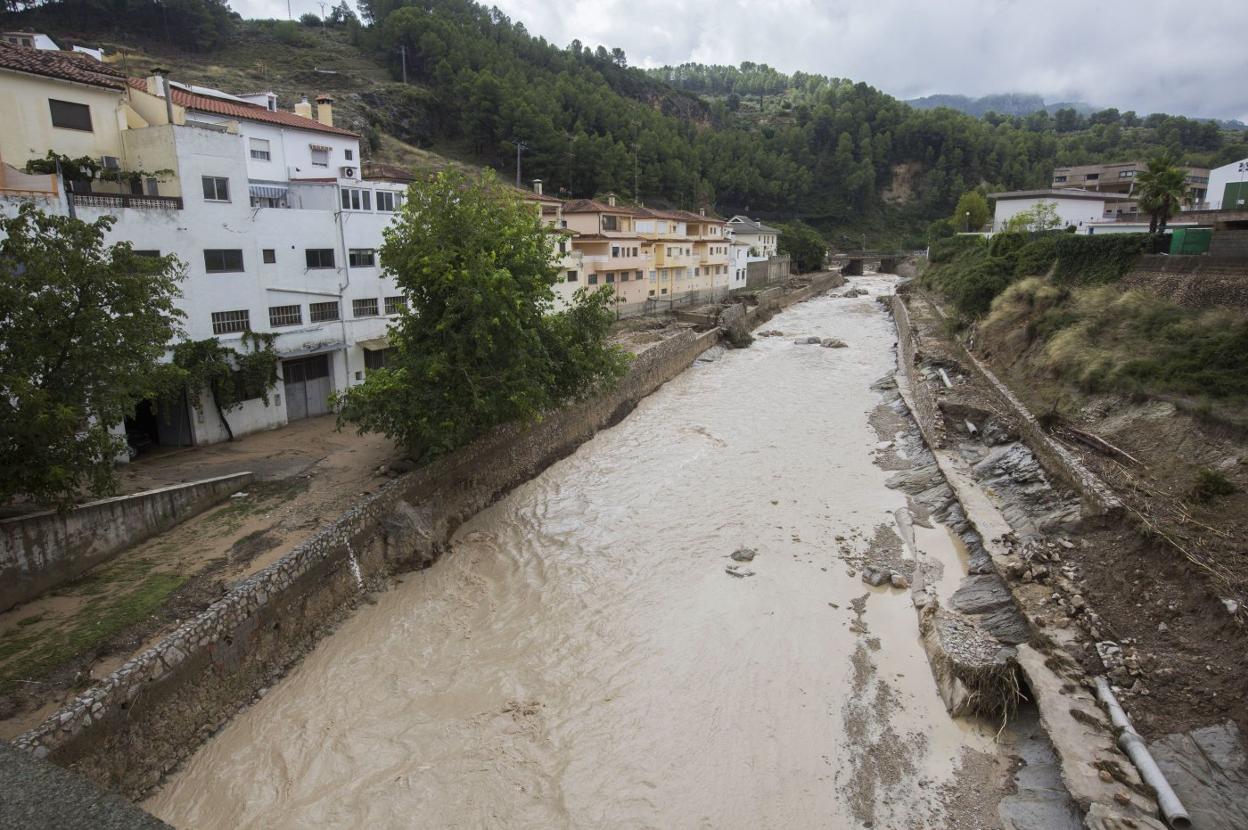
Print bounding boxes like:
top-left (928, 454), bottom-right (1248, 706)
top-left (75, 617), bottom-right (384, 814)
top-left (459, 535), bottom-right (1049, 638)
top-left (731, 547), bottom-right (758, 562)
top-left (725, 564), bottom-right (756, 578)
top-left (794, 336), bottom-right (823, 345)
top-left (821, 338), bottom-right (848, 348)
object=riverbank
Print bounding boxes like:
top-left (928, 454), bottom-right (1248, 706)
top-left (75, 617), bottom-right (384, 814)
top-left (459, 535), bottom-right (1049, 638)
top-left (10, 271), bottom-right (844, 801)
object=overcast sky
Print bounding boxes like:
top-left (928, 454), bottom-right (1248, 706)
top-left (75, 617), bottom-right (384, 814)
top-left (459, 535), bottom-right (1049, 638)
top-left (237, 0), bottom-right (1248, 123)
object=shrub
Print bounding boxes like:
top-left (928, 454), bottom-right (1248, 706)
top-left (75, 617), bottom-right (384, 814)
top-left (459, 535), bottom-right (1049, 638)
top-left (1052, 234), bottom-right (1148, 285)
top-left (989, 232), bottom-right (1027, 259)
top-left (1014, 235), bottom-right (1060, 277)
top-left (299, 12), bottom-right (320, 25)
top-left (274, 20), bottom-right (310, 45)
top-left (928, 234), bottom-right (984, 264)
top-left (1191, 468), bottom-right (1237, 503)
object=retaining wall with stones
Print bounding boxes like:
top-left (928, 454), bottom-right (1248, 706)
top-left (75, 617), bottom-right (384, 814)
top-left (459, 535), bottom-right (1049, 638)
top-left (14, 277), bottom-right (839, 799)
top-left (0, 473), bottom-right (254, 613)
top-left (892, 294), bottom-right (1120, 517)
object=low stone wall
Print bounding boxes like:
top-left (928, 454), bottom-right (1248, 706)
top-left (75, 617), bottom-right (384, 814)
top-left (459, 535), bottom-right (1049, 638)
top-left (890, 295), bottom-right (945, 448)
top-left (0, 473), bottom-right (254, 613)
top-left (1122, 257), bottom-right (1248, 311)
top-left (15, 277), bottom-right (839, 799)
top-left (745, 254), bottom-right (791, 289)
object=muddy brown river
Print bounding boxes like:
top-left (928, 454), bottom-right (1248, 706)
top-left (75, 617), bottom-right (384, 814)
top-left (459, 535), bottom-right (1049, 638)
top-left (146, 276), bottom-right (1006, 828)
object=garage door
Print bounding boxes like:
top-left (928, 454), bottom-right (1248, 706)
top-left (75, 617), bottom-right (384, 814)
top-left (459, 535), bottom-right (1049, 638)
top-left (282, 354), bottom-right (332, 421)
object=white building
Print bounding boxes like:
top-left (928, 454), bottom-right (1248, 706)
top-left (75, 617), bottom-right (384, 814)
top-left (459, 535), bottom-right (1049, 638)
top-left (728, 237), bottom-right (750, 291)
top-left (987, 188), bottom-right (1136, 233)
top-left (726, 215), bottom-right (780, 258)
top-left (0, 46), bottom-right (412, 448)
top-left (1205, 157), bottom-right (1248, 211)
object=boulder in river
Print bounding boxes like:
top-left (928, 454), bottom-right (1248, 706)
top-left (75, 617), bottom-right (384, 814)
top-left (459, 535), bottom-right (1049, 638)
top-left (794, 336), bottom-right (823, 345)
top-left (890, 573), bottom-right (911, 589)
top-left (821, 338), bottom-right (848, 349)
top-left (861, 567), bottom-right (890, 587)
top-left (731, 547), bottom-right (758, 562)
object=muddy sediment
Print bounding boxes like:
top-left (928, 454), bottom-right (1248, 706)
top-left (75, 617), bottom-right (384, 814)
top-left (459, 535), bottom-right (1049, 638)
top-left (144, 276), bottom-right (1023, 828)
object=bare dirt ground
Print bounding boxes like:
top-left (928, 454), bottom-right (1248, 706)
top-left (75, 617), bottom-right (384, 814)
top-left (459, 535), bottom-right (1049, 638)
top-left (907, 289), bottom-right (1248, 741)
top-left (0, 416), bottom-right (399, 739)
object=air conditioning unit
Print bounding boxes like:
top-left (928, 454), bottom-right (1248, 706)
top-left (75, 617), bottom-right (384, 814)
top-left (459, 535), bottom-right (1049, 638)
top-left (340, 165), bottom-right (357, 179)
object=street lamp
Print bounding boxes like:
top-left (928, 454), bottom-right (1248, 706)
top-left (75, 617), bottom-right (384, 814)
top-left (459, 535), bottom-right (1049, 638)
top-left (965, 210), bottom-right (970, 233)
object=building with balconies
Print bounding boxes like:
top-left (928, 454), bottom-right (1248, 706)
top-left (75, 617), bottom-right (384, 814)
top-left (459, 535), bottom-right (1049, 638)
top-left (1050, 160), bottom-right (1210, 208)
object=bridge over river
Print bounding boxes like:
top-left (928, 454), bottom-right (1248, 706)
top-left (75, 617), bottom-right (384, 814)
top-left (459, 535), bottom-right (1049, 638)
top-left (143, 276), bottom-right (1073, 829)
top-left (829, 250), bottom-right (912, 276)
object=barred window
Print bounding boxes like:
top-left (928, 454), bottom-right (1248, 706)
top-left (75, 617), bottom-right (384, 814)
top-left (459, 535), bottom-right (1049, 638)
top-left (352, 298), bottom-right (379, 317)
top-left (309, 301), bottom-right (340, 322)
top-left (384, 295), bottom-right (406, 315)
top-left (269, 304), bottom-right (302, 327)
top-left (211, 309), bottom-right (250, 335)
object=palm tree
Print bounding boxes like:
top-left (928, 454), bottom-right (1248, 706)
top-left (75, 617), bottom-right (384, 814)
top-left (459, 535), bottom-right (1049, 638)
top-left (1134, 154), bottom-right (1187, 235)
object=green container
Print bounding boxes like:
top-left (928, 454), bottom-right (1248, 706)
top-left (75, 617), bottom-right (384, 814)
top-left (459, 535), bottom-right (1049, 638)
top-left (1169, 227), bottom-right (1212, 255)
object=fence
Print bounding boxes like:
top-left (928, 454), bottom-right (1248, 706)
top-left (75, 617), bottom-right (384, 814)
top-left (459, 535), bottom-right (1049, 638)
top-left (69, 193), bottom-right (184, 210)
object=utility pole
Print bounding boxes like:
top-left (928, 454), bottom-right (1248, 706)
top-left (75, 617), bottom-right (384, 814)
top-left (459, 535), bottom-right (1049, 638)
top-left (512, 139), bottom-right (529, 188)
top-left (317, 1), bottom-right (328, 29)
top-left (287, 0), bottom-right (291, 19)
top-left (398, 45), bottom-right (407, 84)
top-left (633, 142), bottom-right (640, 203)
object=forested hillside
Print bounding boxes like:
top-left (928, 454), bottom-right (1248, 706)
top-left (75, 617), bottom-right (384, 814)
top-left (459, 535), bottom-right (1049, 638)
top-left (7, 0), bottom-right (1248, 244)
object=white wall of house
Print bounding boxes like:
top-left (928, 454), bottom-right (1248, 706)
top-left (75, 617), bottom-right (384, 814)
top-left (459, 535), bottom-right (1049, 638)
top-left (1206, 158), bottom-right (1248, 210)
top-left (728, 241), bottom-right (750, 291)
top-left (992, 196), bottom-right (1110, 232)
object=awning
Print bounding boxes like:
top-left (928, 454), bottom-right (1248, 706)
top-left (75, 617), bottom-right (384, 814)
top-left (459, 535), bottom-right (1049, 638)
top-left (357, 337), bottom-right (390, 351)
top-left (249, 182), bottom-right (289, 200)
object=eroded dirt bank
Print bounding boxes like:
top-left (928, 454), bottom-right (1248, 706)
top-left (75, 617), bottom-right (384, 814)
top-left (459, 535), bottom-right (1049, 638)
top-left (145, 278), bottom-right (1016, 828)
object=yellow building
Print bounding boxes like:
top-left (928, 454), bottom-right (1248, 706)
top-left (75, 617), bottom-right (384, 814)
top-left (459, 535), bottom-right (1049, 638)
top-left (562, 193), bottom-right (651, 306)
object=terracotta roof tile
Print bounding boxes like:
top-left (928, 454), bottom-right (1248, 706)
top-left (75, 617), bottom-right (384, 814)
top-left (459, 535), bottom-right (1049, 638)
top-left (0, 43), bottom-right (125, 89)
top-left (126, 78), bottom-right (358, 138)
top-left (562, 197), bottom-right (642, 215)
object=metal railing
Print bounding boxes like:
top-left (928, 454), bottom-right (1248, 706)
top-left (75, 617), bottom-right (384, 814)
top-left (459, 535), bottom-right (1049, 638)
top-left (69, 193), bottom-right (184, 210)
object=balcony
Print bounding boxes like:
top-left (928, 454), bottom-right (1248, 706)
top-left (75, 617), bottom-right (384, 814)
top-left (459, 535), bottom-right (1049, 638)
top-left (69, 193), bottom-right (183, 210)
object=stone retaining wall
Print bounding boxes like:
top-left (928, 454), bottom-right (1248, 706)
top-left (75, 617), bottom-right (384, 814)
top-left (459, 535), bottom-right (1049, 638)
top-left (0, 473), bottom-right (254, 613)
top-left (1121, 257), bottom-right (1248, 311)
top-left (16, 277), bottom-right (838, 799)
top-left (892, 294), bottom-right (1120, 517)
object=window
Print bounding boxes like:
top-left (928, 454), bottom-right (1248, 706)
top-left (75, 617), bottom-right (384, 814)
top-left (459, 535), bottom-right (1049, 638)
top-left (311, 147), bottom-right (330, 167)
top-left (269, 304), bottom-right (302, 327)
top-left (1085, 173), bottom-right (1099, 181)
top-left (133, 249), bottom-right (161, 258)
top-left (602, 215), bottom-right (618, 231)
top-left (1053, 175), bottom-right (1067, 183)
top-left (345, 149), bottom-right (354, 160)
top-left (204, 249), bottom-right (244, 273)
top-left (364, 347), bottom-right (392, 373)
top-left (635, 270), bottom-right (643, 281)
top-left (202, 176), bottom-right (230, 201)
top-left (619, 272), bottom-right (629, 281)
top-left (612, 246), bottom-right (620, 257)
top-left (353, 298), bottom-right (379, 317)
top-left (349, 248), bottom-right (376, 267)
top-left (1118, 170), bottom-right (1135, 179)
top-left (262, 248), bottom-right (276, 264)
top-left (340, 188), bottom-right (371, 211)
top-left (309, 301), bottom-right (340, 322)
top-left (250, 138), bottom-right (271, 161)
top-left (384, 295), bottom-right (406, 315)
top-left (376, 191), bottom-right (401, 212)
top-left (305, 249), bottom-right (335, 269)
top-left (605, 272), bottom-right (615, 284)
top-left (588, 274), bottom-right (599, 285)
top-left (566, 270), bottom-right (578, 282)
top-left (48, 99), bottom-right (92, 131)
top-left (211, 309), bottom-right (250, 334)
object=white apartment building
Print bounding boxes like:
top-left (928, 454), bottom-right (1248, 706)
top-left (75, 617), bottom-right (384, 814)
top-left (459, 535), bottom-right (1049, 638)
top-left (0, 44), bottom-right (411, 448)
top-left (726, 215), bottom-right (780, 258)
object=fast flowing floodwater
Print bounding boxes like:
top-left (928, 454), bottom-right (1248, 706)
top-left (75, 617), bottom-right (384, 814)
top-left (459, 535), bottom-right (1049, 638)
top-left (146, 276), bottom-right (1001, 828)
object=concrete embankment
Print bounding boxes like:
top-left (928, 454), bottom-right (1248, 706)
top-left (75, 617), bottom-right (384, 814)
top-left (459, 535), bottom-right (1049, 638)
top-left (889, 290), bottom-right (1172, 829)
top-left (13, 271), bottom-right (843, 799)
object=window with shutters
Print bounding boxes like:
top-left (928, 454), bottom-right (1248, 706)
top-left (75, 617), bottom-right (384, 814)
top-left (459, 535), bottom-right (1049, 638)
top-left (249, 138), bottom-right (271, 161)
top-left (211, 309), bottom-right (250, 334)
top-left (48, 99), bottom-right (92, 131)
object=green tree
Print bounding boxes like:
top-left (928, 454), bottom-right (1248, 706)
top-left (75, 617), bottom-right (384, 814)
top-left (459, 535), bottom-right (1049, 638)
top-left (1134, 154), bottom-right (1187, 235)
top-left (0, 205), bottom-right (184, 507)
top-left (166, 334), bottom-right (279, 442)
top-left (778, 222), bottom-right (827, 273)
top-left (334, 171), bottom-right (629, 460)
top-left (1004, 201), bottom-right (1061, 233)
top-left (953, 191), bottom-right (990, 232)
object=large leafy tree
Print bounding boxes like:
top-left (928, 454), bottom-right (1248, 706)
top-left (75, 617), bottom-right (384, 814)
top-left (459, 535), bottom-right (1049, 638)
top-left (0, 205), bottom-right (184, 507)
top-left (1135, 154), bottom-right (1187, 235)
top-left (335, 170), bottom-right (628, 460)
top-left (778, 222), bottom-right (828, 273)
top-left (953, 191), bottom-right (990, 232)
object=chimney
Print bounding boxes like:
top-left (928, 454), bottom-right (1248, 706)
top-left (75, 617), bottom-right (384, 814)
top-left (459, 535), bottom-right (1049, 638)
top-left (315, 94), bottom-right (334, 127)
top-left (148, 69), bottom-right (175, 127)
top-left (606, 192), bottom-right (617, 207)
top-left (699, 207), bottom-right (706, 216)
top-left (532, 178), bottom-right (543, 196)
top-left (294, 95), bottom-right (313, 119)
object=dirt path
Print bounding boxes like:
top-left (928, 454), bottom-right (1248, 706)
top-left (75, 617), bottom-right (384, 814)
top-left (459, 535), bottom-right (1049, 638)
top-left (0, 417), bottom-right (399, 739)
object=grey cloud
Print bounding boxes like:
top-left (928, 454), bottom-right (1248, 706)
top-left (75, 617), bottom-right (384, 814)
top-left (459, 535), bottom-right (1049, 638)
top-left (226, 0), bottom-right (1248, 122)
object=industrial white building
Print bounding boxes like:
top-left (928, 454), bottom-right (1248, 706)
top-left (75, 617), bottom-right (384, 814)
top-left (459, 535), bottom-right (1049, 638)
top-left (987, 188), bottom-right (1137, 232)
top-left (1205, 157), bottom-right (1248, 211)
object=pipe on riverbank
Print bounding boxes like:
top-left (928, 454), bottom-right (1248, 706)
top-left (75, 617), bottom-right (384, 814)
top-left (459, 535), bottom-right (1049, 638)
top-left (1094, 676), bottom-right (1191, 829)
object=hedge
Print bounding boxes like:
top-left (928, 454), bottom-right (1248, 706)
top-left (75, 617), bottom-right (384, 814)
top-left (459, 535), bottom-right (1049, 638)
top-left (1051, 234), bottom-right (1148, 285)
